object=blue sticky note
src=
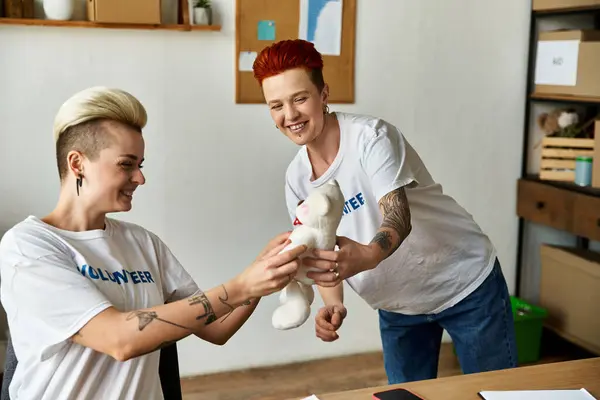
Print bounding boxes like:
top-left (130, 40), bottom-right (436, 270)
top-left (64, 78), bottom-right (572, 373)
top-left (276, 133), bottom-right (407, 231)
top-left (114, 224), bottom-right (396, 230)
top-left (257, 20), bottom-right (276, 41)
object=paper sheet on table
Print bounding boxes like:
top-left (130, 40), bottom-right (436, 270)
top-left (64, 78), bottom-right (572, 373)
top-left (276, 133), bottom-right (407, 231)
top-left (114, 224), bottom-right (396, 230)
top-left (298, 0), bottom-right (342, 56)
top-left (300, 396), bottom-right (321, 400)
top-left (479, 388), bottom-right (597, 400)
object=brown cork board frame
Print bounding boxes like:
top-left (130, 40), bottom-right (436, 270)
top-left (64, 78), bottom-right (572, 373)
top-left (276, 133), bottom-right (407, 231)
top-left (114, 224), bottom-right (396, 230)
top-left (235, 0), bottom-right (356, 104)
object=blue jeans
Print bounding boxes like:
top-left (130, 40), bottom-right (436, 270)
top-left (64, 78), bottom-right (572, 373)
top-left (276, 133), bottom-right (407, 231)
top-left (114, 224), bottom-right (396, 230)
top-left (378, 258), bottom-right (517, 384)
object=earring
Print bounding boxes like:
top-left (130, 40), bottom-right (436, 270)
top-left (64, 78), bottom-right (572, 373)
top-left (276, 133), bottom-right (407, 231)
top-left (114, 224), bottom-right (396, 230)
top-left (76, 174), bottom-right (83, 196)
top-left (323, 104), bottom-right (330, 114)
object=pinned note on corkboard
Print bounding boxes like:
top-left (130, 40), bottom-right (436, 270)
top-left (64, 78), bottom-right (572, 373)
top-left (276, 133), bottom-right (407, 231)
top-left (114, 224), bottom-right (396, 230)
top-left (235, 0), bottom-right (356, 104)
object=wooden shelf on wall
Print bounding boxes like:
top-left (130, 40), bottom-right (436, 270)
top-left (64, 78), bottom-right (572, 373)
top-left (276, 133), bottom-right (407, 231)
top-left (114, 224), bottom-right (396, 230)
top-left (530, 92), bottom-right (600, 104)
top-left (0, 18), bottom-right (221, 31)
top-left (523, 174), bottom-right (600, 199)
top-left (533, 4), bottom-right (600, 15)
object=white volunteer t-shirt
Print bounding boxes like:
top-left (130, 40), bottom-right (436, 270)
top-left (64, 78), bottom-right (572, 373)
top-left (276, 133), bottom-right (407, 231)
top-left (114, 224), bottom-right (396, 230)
top-left (285, 112), bottom-right (497, 315)
top-left (0, 216), bottom-right (200, 400)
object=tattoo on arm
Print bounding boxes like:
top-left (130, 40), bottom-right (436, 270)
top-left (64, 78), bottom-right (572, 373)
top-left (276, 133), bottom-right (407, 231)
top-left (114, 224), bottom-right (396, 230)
top-left (126, 311), bottom-right (193, 331)
top-left (188, 292), bottom-right (218, 325)
top-left (218, 285), bottom-right (235, 322)
top-left (371, 231), bottom-right (393, 252)
top-left (218, 285), bottom-right (252, 323)
top-left (370, 187), bottom-right (411, 257)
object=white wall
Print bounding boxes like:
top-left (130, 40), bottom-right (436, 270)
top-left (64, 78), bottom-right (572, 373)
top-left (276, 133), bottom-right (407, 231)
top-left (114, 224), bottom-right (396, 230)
top-left (0, 0), bottom-right (530, 377)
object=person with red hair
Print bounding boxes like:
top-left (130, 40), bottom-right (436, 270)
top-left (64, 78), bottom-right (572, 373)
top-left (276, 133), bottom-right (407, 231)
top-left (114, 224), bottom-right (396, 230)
top-left (253, 39), bottom-right (517, 384)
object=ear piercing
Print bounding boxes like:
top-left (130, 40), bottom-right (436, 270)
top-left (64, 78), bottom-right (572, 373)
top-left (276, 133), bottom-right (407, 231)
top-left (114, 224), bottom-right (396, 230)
top-left (76, 174), bottom-right (83, 196)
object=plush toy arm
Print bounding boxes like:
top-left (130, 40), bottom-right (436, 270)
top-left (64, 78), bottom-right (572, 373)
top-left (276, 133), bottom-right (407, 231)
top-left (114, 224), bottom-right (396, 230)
top-left (278, 226), bottom-right (316, 255)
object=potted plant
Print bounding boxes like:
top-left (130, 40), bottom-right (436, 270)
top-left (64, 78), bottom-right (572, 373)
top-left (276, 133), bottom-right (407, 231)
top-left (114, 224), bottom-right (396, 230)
top-left (192, 0), bottom-right (211, 25)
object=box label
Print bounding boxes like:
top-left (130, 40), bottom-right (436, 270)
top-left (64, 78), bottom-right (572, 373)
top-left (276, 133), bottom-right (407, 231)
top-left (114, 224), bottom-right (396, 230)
top-left (534, 40), bottom-right (580, 86)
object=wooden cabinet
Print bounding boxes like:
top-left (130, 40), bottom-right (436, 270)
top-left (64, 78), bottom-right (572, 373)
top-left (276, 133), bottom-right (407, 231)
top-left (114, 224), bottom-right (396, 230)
top-left (517, 178), bottom-right (600, 241)
top-left (572, 194), bottom-right (600, 241)
top-left (517, 179), bottom-right (574, 231)
top-left (540, 245), bottom-right (600, 355)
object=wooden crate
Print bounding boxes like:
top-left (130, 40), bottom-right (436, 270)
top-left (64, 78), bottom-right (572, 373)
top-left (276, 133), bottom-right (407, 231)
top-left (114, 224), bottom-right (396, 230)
top-left (540, 137), bottom-right (595, 182)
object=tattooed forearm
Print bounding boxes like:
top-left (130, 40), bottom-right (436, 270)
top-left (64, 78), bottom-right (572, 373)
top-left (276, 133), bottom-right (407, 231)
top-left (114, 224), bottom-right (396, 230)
top-left (188, 292), bottom-right (218, 325)
top-left (219, 285), bottom-right (235, 322)
top-left (126, 311), bottom-right (193, 332)
top-left (370, 187), bottom-right (412, 258)
top-left (218, 285), bottom-right (253, 323)
top-left (371, 231), bottom-right (393, 252)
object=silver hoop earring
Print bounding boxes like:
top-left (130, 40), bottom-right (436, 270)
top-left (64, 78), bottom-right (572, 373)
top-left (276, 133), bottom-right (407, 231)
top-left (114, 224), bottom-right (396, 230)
top-left (323, 104), bottom-right (330, 114)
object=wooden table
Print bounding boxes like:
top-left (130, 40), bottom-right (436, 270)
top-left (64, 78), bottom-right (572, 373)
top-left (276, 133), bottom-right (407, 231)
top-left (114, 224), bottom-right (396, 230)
top-left (297, 358), bottom-right (600, 400)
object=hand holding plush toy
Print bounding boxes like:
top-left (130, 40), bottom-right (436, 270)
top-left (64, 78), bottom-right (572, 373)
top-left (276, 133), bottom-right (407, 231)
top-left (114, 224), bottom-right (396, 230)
top-left (272, 179), bottom-right (345, 330)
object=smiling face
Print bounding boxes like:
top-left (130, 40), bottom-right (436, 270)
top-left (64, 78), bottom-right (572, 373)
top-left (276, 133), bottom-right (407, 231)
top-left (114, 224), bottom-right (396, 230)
top-left (68, 120), bottom-right (146, 214)
top-left (261, 67), bottom-right (329, 146)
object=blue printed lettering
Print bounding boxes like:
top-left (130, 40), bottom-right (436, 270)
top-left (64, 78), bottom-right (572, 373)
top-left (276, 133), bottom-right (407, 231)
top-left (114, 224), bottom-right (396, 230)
top-left (113, 270), bottom-right (128, 285)
top-left (98, 269), bottom-right (109, 281)
top-left (130, 271), bottom-right (141, 284)
top-left (356, 193), bottom-right (365, 205)
top-left (77, 265), bottom-right (156, 286)
top-left (144, 271), bottom-right (155, 283)
top-left (88, 267), bottom-right (99, 280)
top-left (343, 192), bottom-right (366, 215)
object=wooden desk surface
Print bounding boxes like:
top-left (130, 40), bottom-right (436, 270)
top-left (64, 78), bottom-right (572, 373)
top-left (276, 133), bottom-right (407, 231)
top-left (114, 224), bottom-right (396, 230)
top-left (300, 358), bottom-right (600, 400)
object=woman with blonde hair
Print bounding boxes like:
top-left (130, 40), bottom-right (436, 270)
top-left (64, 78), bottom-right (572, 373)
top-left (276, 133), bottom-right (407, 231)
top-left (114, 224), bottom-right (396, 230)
top-left (0, 86), bottom-right (305, 399)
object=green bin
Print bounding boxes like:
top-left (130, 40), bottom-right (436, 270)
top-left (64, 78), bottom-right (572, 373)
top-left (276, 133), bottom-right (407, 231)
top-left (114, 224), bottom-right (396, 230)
top-left (451, 296), bottom-right (548, 365)
top-left (511, 295), bottom-right (548, 365)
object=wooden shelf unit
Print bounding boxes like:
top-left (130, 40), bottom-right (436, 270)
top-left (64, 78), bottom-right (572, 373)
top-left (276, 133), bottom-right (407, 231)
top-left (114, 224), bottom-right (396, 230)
top-left (0, 17), bottom-right (220, 31)
top-left (516, 3), bottom-right (600, 357)
top-left (522, 174), bottom-right (600, 198)
top-left (517, 7), bottom-right (600, 292)
top-left (531, 92), bottom-right (600, 104)
top-left (0, 0), bottom-right (220, 31)
top-left (533, 4), bottom-right (600, 14)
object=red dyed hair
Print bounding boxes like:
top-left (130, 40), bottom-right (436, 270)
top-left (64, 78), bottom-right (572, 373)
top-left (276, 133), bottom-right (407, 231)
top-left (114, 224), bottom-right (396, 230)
top-left (252, 39), bottom-right (325, 90)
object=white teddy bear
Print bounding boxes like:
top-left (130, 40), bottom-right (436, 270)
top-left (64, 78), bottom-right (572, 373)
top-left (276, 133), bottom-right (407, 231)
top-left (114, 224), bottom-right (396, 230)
top-left (272, 179), bottom-right (346, 330)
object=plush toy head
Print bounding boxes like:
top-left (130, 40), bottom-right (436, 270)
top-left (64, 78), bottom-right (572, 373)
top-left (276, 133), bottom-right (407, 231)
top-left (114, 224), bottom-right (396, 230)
top-left (293, 179), bottom-right (345, 234)
top-left (271, 179), bottom-right (345, 330)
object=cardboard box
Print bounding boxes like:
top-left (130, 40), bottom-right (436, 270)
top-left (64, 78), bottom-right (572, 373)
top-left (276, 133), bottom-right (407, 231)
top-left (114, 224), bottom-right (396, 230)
top-left (539, 245), bottom-right (600, 355)
top-left (593, 120), bottom-right (600, 188)
top-left (533, 0), bottom-right (600, 11)
top-left (87, 0), bottom-right (161, 24)
top-left (534, 30), bottom-right (600, 98)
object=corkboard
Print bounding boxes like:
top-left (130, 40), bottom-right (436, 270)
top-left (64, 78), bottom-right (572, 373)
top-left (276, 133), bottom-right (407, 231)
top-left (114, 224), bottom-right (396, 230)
top-left (235, 0), bottom-right (356, 104)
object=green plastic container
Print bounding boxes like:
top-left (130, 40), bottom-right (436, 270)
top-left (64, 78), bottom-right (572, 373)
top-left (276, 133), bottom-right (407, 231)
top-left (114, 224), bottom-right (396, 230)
top-left (511, 296), bottom-right (548, 365)
top-left (451, 296), bottom-right (548, 365)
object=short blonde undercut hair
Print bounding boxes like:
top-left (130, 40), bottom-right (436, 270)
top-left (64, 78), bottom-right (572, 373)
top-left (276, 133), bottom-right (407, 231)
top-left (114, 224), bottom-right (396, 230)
top-left (53, 86), bottom-right (148, 180)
